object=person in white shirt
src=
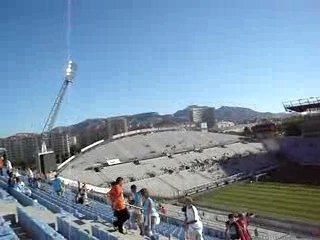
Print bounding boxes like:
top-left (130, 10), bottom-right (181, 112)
top-left (184, 197), bottom-right (204, 240)
top-left (27, 168), bottom-right (34, 186)
top-left (14, 177), bottom-right (31, 197)
top-left (14, 169), bottom-right (21, 177)
top-left (6, 159), bottom-right (12, 175)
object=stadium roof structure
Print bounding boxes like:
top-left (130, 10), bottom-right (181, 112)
top-left (283, 97), bottom-right (320, 112)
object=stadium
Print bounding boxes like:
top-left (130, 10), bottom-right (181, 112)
top-left (52, 97), bottom-right (319, 238)
top-left (59, 130), bottom-right (278, 198)
top-left (1, 0), bottom-right (320, 238)
top-left (1, 98), bottom-right (319, 239)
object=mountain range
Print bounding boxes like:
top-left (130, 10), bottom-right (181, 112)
top-left (2, 106), bottom-right (290, 146)
top-left (52, 105), bottom-right (289, 144)
top-left (174, 105), bottom-right (288, 123)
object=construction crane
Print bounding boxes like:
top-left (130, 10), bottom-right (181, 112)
top-left (40, 60), bottom-right (77, 153)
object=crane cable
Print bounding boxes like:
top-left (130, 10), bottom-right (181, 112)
top-left (66, 0), bottom-right (72, 62)
top-left (64, 0), bottom-right (111, 227)
top-left (64, 0), bottom-right (110, 219)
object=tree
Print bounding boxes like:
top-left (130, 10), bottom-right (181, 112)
top-left (243, 126), bottom-right (252, 136)
top-left (70, 144), bottom-right (81, 156)
top-left (281, 117), bottom-right (304, 136)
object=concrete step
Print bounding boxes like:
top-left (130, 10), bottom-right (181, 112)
top-left (10, 223), bottom-right (32, 240)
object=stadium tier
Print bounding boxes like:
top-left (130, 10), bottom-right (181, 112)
top-left (1, 169), bottom-right (313, 240)
top-left (0, 175), bottom-right (227, 240)
top-left (283, 97), bottom-right (320, 112)
top-left (59, 131), bottom-right (278, 198)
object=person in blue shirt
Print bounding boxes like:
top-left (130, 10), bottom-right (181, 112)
top-left (51, 174), bottom-right (64, 196)
top-left (129, 185), bottom-right (144, 235)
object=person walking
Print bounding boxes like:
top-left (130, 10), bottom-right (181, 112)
top-left (184, 197), bottom-right (204, 240)
top-left (51, 174), bottom-right (64, 196)
top-left (6, 159), bottom-right (12, 176)
top-left (236, 213), bottom-right (253, 240)
top-left (26, 168), bottom-right (34, 186)
top-left (107, 177), bottom-right (130, 234)
top-left (225, 214), bottom-right (241, 240)
top-left (140, 188), bottom-right (160, 240)
top-left (76, 181), bottom-right (88, 205)
top-left (129, 184), bottom-right (144, 235)
top-left (0, 157), bottom-right (4, 176)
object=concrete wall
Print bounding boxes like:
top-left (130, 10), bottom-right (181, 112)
top-left (279, 137), bottom-right (320, 165)
top-left (252, 216), bottom-right (320, 238)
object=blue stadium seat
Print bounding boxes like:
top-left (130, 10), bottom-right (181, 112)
top-left (30, 183), bottom-right (226, 240)
top-left (17, 207), bottom-right (64, 240)
top-left (0, 216), bottom-right (19, 240)
top-left (91, 225), bottom-right (119, 240)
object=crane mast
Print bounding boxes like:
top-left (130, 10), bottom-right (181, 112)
top-left (40, 60), bottom-right (77, 153)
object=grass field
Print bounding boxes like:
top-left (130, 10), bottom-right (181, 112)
top-left (194, 182), bottom-right (320, 223)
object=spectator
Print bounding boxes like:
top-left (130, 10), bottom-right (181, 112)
top-left (184, 197), bottom-right (204, 240)
top-left (182, 205), bottom-right (187, 215)
top-left (159, 204), bottom-right (168, 215)
top-left (6, 159), bottom-right (12, 176)
top-left (140, 188), bottom-right (160, 240)
top-left (33, 172), bottom-right (41, 189)
top-left (159, 204), bottom-right (168, 223)
top-left (107, 177), bottom-right (130, 234)
top-left (75, 180), bottom-right (81, 202)
top-left (14, 168), bottom-right (21, 177)
top-left (225, 213), bottom-right (241, 240)
top-left (129, 184), bottom-right (144, 235)
top-left (14, 177), bottom-right (31, 197)
top-left (26, 168), bottom-right (34, 186)
top-left (76, 181), bottom-right (88, 205)
top-left (8, 174), bottom-right (16, 188)
top-left (0, 157), bottom-right (3, 176)
top-left (51, 174), bottom-right (64, 196)
top-left (236, 213), bottom-right (253, 240)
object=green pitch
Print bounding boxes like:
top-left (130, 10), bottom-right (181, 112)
top-left (194, 182), bottom-right (320, 223)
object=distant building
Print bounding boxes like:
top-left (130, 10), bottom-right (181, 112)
top-left (0, 134), bottom-right (41, 164)
top-left (216, 121), bottom-right (235, 129)
top-left (189, 107), bottom-right (215, 128)
top-left (49, 133), bottom-right (77, 163)
top-left (107, 117), bottom-right (128, 138)
top-left (69, 136), bottom-right (77, 146)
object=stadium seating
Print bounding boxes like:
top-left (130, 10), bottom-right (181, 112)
top-left (0, 174), bottom-right (300, 240)
top-left (0, 215), bottom-right (19, 240)
top-left (27, 182), bottom-right (227, 239)
top-left (280, 137), bottom-right (320, 165)
top-left (17, 207), bottom-right (64, 240)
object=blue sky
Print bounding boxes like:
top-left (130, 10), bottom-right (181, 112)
top-left (0, 0), bottom-right (320, 137)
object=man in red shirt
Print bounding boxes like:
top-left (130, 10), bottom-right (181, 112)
top-left (237, 213), bottom-right (254, 240)
top-left (107, 177), bottom-right (130, 234)
top-left (0, 157), bottom-right (4, 176)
